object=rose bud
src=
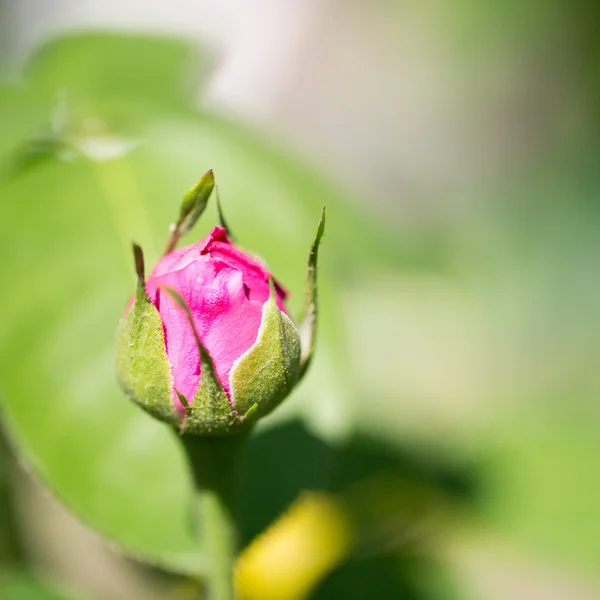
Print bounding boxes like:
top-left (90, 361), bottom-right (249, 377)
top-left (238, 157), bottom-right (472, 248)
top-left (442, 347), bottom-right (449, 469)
top-left (116, 171), bottom-right (325, 435)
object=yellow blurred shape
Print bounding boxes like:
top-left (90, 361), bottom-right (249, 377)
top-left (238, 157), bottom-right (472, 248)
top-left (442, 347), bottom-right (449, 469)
top-left (236, 491), bottom-right (354, 600)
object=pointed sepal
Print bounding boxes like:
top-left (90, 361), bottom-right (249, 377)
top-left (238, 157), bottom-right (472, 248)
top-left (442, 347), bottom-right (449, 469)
top-left (116, 244), bottom-right (176, 424)
top-left (215, 184), bottom-right (237, 242)
top-left (132, 242), bottom-right (149, 302)
top-left (164, 169), bottom-right (215, 254)
top-left (162, 287), bottom-right (250, 435)
top-left (229, 279), bottom-right (302, 421)
top-left (298, 208), bottom-right (326, 379)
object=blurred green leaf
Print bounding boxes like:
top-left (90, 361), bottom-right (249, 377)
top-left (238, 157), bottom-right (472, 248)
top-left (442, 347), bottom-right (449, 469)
top-left (311, 554), bottom-right (462, 600)
top-left (480, 412), bottom-right (600, 573)
top-left (0, 32), bottom-right (443, 574)
top-left (24, 32), bottom-right (198, 109)
top-left (0, 85), bottom-right (51, 172)
top-left (311, 554), bottom-right (416, 600)
top-left (0, 573), bottom-right (78, 600)
top-left (238, 420), bottom-right (473, 600)
top-left (0, 434), bottom-right (25, 568)
top-left (0, 157), bottom-right (201, 573)
top-left (238, 421), bottom-right (474, 546)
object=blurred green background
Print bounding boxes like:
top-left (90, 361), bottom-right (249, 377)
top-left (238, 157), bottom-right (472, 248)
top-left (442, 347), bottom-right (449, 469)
top-left (1, 1), bottom-right (599, 599)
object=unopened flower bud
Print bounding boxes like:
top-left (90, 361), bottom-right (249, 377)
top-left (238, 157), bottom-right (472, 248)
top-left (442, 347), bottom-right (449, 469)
top-left (116, 174), bottom-right (324, 436)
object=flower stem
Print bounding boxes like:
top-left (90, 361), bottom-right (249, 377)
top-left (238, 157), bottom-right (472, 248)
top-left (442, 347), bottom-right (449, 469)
top-left (181, 434), bottom-right (245, 600)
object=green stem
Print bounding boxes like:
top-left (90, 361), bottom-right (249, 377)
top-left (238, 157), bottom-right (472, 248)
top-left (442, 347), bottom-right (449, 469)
top-left (181, 434), bottom-right (245, 600)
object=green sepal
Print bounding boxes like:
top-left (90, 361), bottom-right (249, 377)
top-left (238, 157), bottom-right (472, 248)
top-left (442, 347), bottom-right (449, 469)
top-left (298, 207), bottom-right (326, 379)
top-left (178, 169), bottom-right (215, 237)
top-left (162, 287), bottom-right (250, 436)
top-left (116, 244), bottom-right (177, 425)
top-left (132, 242), bottom-right (149, 301)
top-left (229, 280), bottom-right (302, 421)
top-left (175, 389), bottom-right (190, 412)
top-left (215, 184), bottom-right (237, 242)
top-left (164, 170), bottom-right (215, 254)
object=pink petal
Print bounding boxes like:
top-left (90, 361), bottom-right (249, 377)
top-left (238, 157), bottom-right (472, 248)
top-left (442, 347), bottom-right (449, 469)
top-left (136, 227), bottom-right (290, 413)
top-left (146, 257), bottom-right (264, 410)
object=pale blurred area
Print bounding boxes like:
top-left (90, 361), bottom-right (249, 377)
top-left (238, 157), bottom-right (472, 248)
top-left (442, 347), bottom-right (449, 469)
top-left (1, 1), bottom-right (599, 599)
top-left (4, 0), bottom-right (586, 213)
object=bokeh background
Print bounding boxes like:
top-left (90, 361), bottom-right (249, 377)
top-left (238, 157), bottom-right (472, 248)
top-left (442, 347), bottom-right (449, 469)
top-left (1, 1), bottom-right (600, 599)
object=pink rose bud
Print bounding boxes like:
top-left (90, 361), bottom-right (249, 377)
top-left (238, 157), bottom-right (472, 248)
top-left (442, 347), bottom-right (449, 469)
top-left (116, 171), bottom-right (325, 435)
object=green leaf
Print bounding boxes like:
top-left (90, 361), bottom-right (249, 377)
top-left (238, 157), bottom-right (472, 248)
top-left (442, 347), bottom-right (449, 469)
top-left (0, 434), bottom-right (25, 567)
top-left (237, 420), bottom-right (470, 600)
top-left (0, 573), bottom-right (79, 600)
top-left (24, 32), bottom-right (198, 109)
top-left (0, 158), bottom-right (201, 574)
top-left (0, 31), bottom-right (440, 574)
top-left (0, 86), bottom-right (53, 181)
top-left (481, 414), bottom-right (600, 572)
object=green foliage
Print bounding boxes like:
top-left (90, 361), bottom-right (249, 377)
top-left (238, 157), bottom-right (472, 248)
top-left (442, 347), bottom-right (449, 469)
top-left (0, 32), bottom-right (421, 575)
top-left (237, 420), bottom-right (472, 599)
top-left (2, 24), bottom-right (599, 598)
top-left (0, 573), bottom-right (78, 600)
top-left (481, 413), bottom-right (600, 573)
top-left (24, 32), bottom-right (195, 109)
top-left (0, 436), bottom-right (25, 568)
